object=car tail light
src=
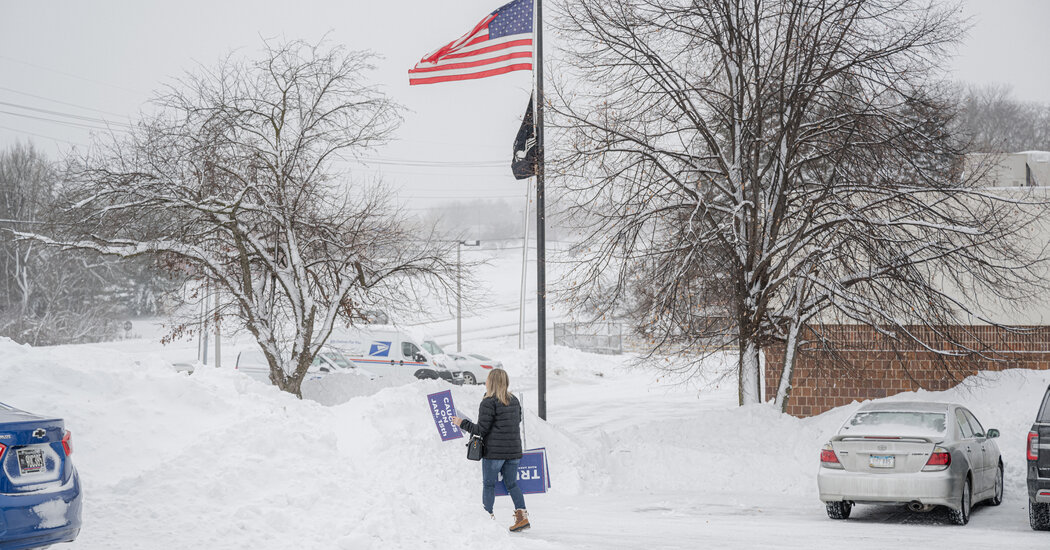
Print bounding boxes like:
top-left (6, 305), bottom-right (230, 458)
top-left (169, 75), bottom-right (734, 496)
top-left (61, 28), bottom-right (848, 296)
top-left (0, 442), bottom-right (5, 460)
top-left (61, 430), bottom-right (72, 456)
top-left (1029, 431), bottom-right (1040, 461)
top-left (481, 364), bottom-right (493, 369)
top-left (922, 447), bottom-right (951, 471)
top-left (820, 444), bottom-right (842, 468)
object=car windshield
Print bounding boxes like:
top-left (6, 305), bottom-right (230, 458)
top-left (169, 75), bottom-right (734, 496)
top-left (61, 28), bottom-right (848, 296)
top-left (1040, 389), bottom-right (1050, 423)
top-left (423, 340), bottom-right (444, 355)
top-left (238, 349), bottom-right (268, 369)
top-left (469, 353), bottom-right (491, 361)
top-left (842, 411), bottom-right (947, 437)
top-left (322, 351), bottom-right (353, 369)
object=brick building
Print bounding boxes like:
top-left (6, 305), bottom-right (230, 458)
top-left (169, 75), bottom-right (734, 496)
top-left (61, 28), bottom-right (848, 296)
top-left (763, 186), bottom-right (1050, 417)
top-left (764, 325), bottom-right (1050, 417)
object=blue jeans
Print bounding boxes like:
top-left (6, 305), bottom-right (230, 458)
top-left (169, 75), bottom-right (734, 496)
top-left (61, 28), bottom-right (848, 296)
top-left (482, 458), bottom-right (526, 514)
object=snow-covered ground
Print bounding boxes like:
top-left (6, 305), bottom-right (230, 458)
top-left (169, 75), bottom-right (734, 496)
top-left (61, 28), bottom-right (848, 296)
top-left (3, 333), bottom-right (1049, 549)
top-left (3, 247), bottom-right (1048, 548)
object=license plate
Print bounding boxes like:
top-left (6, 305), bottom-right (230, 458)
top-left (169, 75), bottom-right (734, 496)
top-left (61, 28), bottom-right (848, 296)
top-left (870, 454), bottom-right (895, 469)
top-left (16, 448), bottom-right (45, 474)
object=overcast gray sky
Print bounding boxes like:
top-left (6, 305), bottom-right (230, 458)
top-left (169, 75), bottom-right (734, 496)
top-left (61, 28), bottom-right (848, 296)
top-left (1, 0), bottom-right (1047, 212)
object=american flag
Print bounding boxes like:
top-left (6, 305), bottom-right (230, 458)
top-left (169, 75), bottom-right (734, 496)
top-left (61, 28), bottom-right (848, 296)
top-left (408, 0), bottom-right (533, 86)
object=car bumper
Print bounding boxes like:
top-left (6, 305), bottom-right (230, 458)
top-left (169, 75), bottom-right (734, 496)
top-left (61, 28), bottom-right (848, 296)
top-left (414, 369), bottom-right (464, 385)
top-left (818, 467), bottom-right (960, 508)
top-left (1028, 463), bottom-right (1050, 503)
top-left (451, 371), bottom-right (477, 384)
top-left (0, 467), bottom-right (82, 549)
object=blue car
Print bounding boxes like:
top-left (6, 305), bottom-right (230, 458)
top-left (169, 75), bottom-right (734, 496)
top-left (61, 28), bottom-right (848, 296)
top-left (0, 402), bottom-right (82, 549)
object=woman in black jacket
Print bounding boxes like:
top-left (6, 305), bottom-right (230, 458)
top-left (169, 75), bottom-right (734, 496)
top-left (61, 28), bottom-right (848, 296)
top-left (452, 368), bottom-right (530, 532)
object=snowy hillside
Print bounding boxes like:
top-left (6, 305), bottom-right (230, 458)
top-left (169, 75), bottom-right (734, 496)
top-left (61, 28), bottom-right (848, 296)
top-left (2, 336), bottom-right (1049, 548)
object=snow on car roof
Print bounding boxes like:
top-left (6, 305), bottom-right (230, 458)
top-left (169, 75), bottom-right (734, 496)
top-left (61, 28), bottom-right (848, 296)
top-left (856, 401), bottom-right (954, 413)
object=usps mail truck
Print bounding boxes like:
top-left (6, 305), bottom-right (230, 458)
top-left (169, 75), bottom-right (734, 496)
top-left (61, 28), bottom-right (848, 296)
top-left (326, 328), bottom-right (461, 384)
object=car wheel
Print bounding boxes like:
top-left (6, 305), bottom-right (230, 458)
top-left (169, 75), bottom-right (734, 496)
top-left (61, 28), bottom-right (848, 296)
top-left (462, 372), bottom-right (477, 385)
top-left (988, 462), bottom-right (1003, 506)
top-left (949, 478), bottom-right (971, 526)
top-left (1031, 502), bottom-right (1050, 531)
top-left (825, 501), bottom-right (852, 520)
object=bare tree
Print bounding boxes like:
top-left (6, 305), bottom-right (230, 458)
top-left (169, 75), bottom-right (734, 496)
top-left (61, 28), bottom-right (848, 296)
top-left (0, 142), bottom-right (54, 326)
top-left (552, 0), bottom-right (1046, 406)
top-left (1, 142), bottom-right (170, 345)
top-left (23, 40), bottom-right (456, 397)
top-left (958, 84), bottom-right (1050, 152)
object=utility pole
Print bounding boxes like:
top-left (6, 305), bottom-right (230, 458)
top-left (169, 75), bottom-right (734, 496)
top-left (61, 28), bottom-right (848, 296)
top-left (457, 240), bottom-right (480, 352)
top-left (213, 290), bottom-right (221, 369)
top-left (199, 280), bottom-right (209, 365)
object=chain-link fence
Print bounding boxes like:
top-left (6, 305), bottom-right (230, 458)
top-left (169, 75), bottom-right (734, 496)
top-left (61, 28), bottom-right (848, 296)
top-left (553, 322), bottom-right (623, 355)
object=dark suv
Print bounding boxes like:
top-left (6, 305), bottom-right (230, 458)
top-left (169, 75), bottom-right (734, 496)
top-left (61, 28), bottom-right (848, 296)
top-left (1029, 385), bottom-right (1050, 530)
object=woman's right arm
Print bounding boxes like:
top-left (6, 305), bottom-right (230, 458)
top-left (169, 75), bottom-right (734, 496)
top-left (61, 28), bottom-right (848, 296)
top-left (458, 399), bottom-right (495, 436)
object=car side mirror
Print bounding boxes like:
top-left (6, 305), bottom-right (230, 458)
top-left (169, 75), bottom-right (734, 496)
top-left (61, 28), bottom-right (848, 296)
top-left (319, 367), bottom-right (330, 373)
top-left (414, 353), bottom-right (426, 363)
top-left (987, 429), bottom-right (999, 439)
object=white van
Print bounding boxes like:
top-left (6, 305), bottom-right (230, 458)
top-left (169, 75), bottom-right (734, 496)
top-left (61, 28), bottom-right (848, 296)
top-left (326, 327), bottom-right (462, 385)
top-left (234, 346), bottom-right (374, 384)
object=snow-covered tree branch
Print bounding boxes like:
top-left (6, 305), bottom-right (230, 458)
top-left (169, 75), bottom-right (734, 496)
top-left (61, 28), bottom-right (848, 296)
top-left (551, 0), bottom-right (1049, 407)
top-left (20, 40), bottom-right (456, 397)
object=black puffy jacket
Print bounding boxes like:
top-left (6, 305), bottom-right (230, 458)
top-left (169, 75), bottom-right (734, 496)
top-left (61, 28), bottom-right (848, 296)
top-left (459, 394), bottom-right (522, 460)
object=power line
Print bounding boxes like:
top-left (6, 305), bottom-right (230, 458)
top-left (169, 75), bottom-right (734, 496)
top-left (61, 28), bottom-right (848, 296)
top-left (339, 152), bottom-right (508, 170)
top-left (0, 101), bottom-right (518, 175)
top-left (0, 86), bottom-right (130, 118)
top-left (398, 193), bottom-right (525, 200)
top-left (0, 125), bottom-right (88, 147)
top-left (0, 100), bottom-right (134, 129)
top-left (361, 157), bottom-right (505, 168)
top-left (350, 166), bottom-right (508, 178)
top-left (0, 109), bottom-right (127, 133)
top-left (0, 55), bottom-right (145, 96)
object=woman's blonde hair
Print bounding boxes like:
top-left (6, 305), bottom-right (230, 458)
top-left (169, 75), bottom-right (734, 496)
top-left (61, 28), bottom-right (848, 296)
top-left (485, 368), bottom-right (513, 406)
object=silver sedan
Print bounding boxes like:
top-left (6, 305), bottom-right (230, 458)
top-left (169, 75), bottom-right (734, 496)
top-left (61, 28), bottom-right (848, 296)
top-left (817, 401), bottom-right (1003, 525)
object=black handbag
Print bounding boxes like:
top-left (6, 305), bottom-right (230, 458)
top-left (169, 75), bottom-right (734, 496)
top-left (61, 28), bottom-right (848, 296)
top-left (466, 434), bottom-right (484, 461)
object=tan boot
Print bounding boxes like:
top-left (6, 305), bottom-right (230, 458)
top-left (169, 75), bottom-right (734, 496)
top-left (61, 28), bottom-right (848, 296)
top-left (510, 509), bottom-right (530, 532)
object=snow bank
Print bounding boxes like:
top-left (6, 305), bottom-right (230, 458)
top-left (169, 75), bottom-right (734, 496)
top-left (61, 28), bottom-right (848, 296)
top-left (2, 334), bottom-right (1046, 548)
top-left (0, 338), bottom-right (585, 549)
top-left (592, 365), bottom-right (1047, 499)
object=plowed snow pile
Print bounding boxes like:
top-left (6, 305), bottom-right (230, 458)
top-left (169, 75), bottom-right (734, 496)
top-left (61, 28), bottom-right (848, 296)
top-left (0, 338), bottom-right (591, 549)
top-left (2, 336), bottom-right (1047, 549)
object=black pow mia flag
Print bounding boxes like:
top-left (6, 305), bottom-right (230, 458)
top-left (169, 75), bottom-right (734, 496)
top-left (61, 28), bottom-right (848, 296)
top-left (511, 96), bottom-right (537, 180)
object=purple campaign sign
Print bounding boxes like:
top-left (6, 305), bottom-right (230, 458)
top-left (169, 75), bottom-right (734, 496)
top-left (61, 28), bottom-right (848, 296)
top-left (496, 448), bottom-right (549, 496)
top-left (427, 389), bottom-right (463, 441)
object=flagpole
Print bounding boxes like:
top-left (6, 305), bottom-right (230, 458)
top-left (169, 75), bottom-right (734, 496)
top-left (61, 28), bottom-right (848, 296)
top-left (534, 0), bottom-right (547, 421)
top-left (519, 178), bottom-right (531, 350)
